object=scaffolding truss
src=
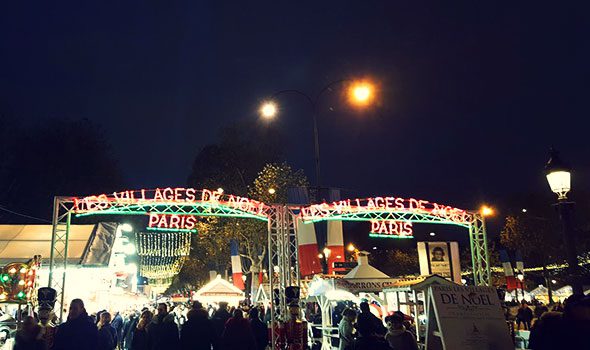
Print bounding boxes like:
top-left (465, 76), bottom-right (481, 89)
top-left (301, 210), bottom-right (471, 228)
top-left (48, 197), bottom-right (75, 321)
top-left (75, 202), bottom-right (268, 221)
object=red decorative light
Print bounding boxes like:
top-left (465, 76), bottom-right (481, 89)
top-left (73, 188), bottom-right (270, 218)
top-left (148, 213), bottom-right (198, 230)
top-left (370, 220), bottom-right (413, 237)
top-left (299, 197), bottom-right (470, 224)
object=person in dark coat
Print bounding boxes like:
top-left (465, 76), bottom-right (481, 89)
top-left (111, 312), bottom-right (124, 348)
top-left (122, 312), bottom-right (139, 350)
top-left (97, 312), bottom-right (118, 350)
top-left (131, 310), bottom-right (152, 350)
top-left (147, 303), bottom-right (179, 350)
top-left (54, 299), bottom-right (99, 350)
top-left (212, 302), bottom-right (232, 340)
top-left (355, 302), bottom-right (386, 337)
top-left (221, 308), bottom-right (256, 350)
top-left (384, 314), bottom-right (418, 350)
top-left (13, 316), bottom-right (46, 350)
top-left (345, 320), bottom-right (392, 350)
top-left (516, 301), bottom-right (533, 330)
top-left (249, 307), bottom-right (268, 350)
top-left (179, 308), bottom-right (217, 350)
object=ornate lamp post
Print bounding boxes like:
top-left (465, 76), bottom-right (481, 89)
top-left (544, 149), bottom-right (582, 296)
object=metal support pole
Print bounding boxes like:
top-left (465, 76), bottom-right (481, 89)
top-left (468, 213), bottom-right (491, 286)
top-left (48, 197), bottom-right (74, 322)
top-left (556, 200), bottom-right (582, 295)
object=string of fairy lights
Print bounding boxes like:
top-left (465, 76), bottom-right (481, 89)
top-left (136, 231), bottom-right (192, 283)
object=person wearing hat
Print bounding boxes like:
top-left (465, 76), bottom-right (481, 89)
top-left (278, 302), bottom-right (308, 350)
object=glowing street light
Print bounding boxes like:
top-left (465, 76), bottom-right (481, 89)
top-left (348, 80), bottom-right (375, 107)
top-left (347, 243), bottom-right (356, 252)
top-left (322, 247), bottom-right (331, 259)
top-left (268, 188), bottom-right (276, 195)
top-left (480, 205), bottom-right (494, 217)
top-left (260, 101), bottom-right (278, 120)
top-left (258, 77), bottom-right (377, 188)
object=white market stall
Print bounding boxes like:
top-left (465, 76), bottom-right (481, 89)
top-left (193, 275), bottom-right (245, 307)
top-left (307, 252), bottom-right (397, 350)
top-left (382, 274), bottom-right (459, 343)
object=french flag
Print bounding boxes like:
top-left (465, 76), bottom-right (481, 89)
top-left (500, 250), bottom-right (517, 291)
top-left (230, 240), bottom-right (245, 290)
top-left (296, 218), bottom-right (322, 277)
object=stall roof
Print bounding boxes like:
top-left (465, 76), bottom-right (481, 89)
top-left (195, 275), bottom-right (244, 297)
top-left (382, 274), bottom-right (458, 292)
top-left (0, 223), bottom-right (118, 266)
top-left (0, 224), bottom-right (96, 264)
top-left (344, 251), bottom-right (390, 279)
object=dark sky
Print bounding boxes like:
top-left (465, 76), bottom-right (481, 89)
top-left (2, 1), bottom-right (589, 215)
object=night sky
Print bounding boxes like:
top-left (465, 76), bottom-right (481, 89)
top-left (2, 2), bottom-right (589, 219)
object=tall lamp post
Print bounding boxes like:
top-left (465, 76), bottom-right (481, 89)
top-left (259, 79), bottom-right (375, 189)
top-left (544, 149), bottom-right (583, 296)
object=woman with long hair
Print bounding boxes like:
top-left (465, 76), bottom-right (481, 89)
top-left (97, 312), bottom-right (118, 350)
top-left (131, 310), bottom-right (153, 350)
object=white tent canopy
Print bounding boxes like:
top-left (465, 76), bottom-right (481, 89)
top-left (194, 275), bottom-right (245, 306)
top-left (0, 224), bottom-right (96, 264)
top-left (344, 251), bottom-right (389, 279)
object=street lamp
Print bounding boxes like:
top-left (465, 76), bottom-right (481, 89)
top-left (259, 78), bottom-right (376, 188)
top-left (260, 101), bottom-right (278, 120)
top-left (544, 148), bottom-right (582, 295)
top-left (480, 205), bottom-right (494, 217)
top-left (348, 80), bottom-right (375, 107)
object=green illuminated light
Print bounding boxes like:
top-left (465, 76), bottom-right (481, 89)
top-left (369, 234), bottom-right (414, 239)
top-left (1, 275), bottom-right (9, 282)
top-left (146, 227), bottom-right (198, 233)
top-left (75, 203), bottom-right (268, 221)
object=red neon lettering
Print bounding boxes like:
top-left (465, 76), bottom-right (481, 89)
top-left (374, 197), bottom-right (385, 208)
top-left (370, 220), bottom-right (414, 237)
top-left (148, 213), bottom-right (159, 227)
top-left (201, 189), bottom-right (212, 201)
top-left (174, 188), bottom-right (184, 201)
top-left (385, 197), bottom-right (394, 209)
top-left (186, 188), bottom-right (196, 201)
top-left (185, 216), bottom-right (197, 230)
top-left (371, 221), bottom-right (380, 232)
top-left (169, 215), bottom-right (180, 229)
top-left (162, 187), bottom-right (174, 201)
top-left (153, 188), bottom-right (164, 201)
top-left (157, 215), bottom-right (168, 228)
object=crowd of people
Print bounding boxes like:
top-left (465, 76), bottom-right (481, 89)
top-left (13, 298), bottom-right (269, 350)
top-left (11, 293), bottom-right (590, 349)
top-left (337, 302), bottom-right (418, 350)
top-left (507, 295), bottom-right (590, 349)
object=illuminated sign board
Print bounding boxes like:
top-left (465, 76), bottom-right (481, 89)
top-left (147, 213), bottom-right (198, 233)
top-left (72, 188), bottom-right (269, 218)
top-left (299, 197), bottom-right (470, 225)
top-left (369, 220), bottom-right (413, 238)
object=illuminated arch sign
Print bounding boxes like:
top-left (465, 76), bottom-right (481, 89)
top-left (370, 220), bottom-right (413, 238)
top-left (298, 197), bottom-right (471, 227)
top-left (72, 188), bottom-right (270, 221)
